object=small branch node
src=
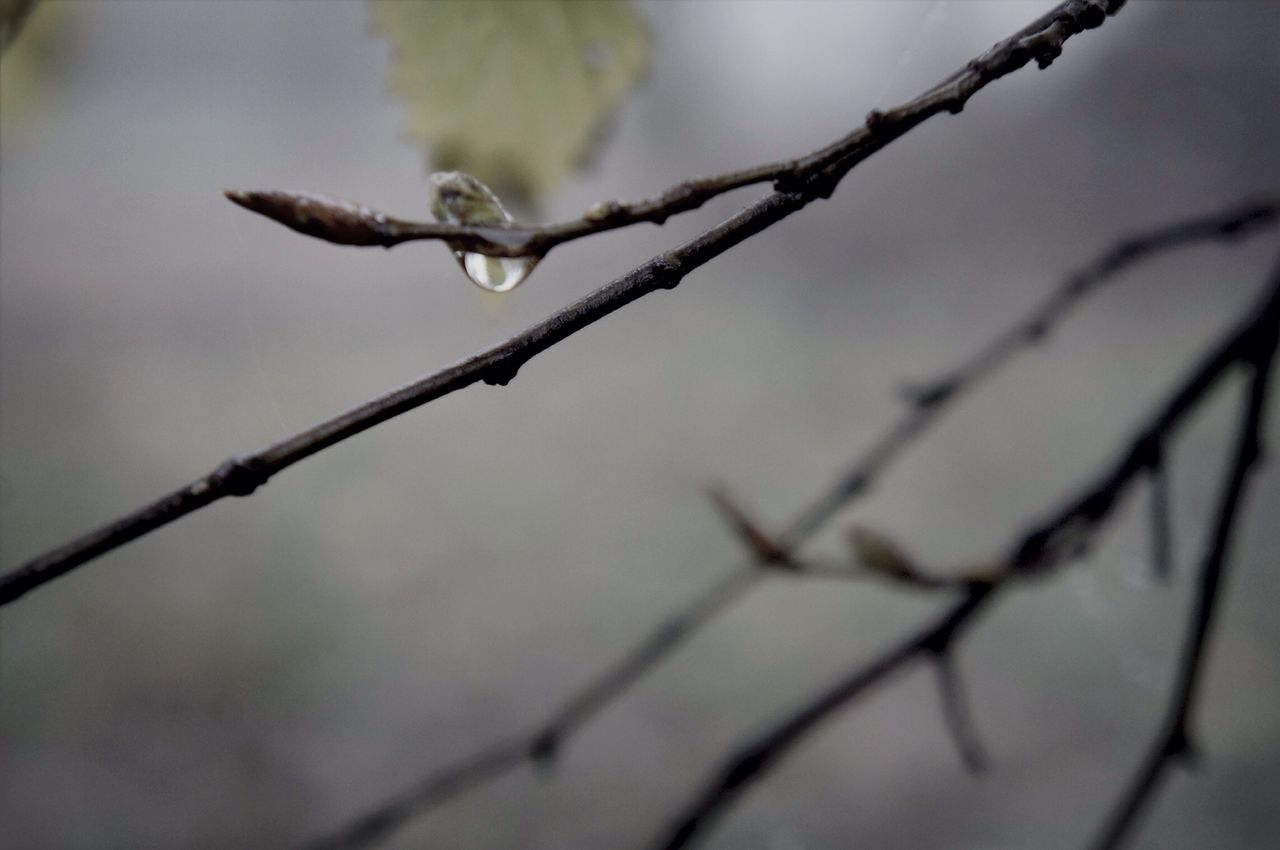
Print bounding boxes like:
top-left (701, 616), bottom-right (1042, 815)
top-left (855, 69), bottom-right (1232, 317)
top-left (807, 171), bottom-right (843, 201)
top-left (649, 255), bottom-right (684, 290)
top-left (1080, 1), bottom-right (1111, 28)
top-left (1035, 42), bottom-right (1064, 69)
top-left (1024, 316), bottom-right (1052, 342)
top-left (661, 181), bottom-right (698, 208)
top-left (583, 199), bottom-right (627, 224)
top-left (482, 360), bottom-right (522, 387)
top-left (1167, 726), bottom-right (1203, 770)
top-left (837, 472), bottom-right (870, 502)
top-left (899, 378), bottom-right (958, 409)
top-left (528, 731), bottom-right (560, 771)
top-left (212, 456), bottom-right (270, 497)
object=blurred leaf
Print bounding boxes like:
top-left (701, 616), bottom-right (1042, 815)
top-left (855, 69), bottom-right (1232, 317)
top-left (0, 0), bottom-right (72, 129)
top-left (0, 0), bottom-right (37, 54)
top-left (372, 0), bottom-right (648, 204)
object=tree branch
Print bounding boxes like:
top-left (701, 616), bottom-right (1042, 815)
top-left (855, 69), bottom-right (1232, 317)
top-left (225, 2), bottom-right (1129, 259)
top-left (0, 0), bottom-right (1131, 605)
top-left (647, 262), bottom-right (1280, 850)
top-left (649, 585), bottom-right (997, 850)
top-left (296, 202), bottom-right (1277, 849)
top-left (1089, 267), bottom-right (1278, 849)
top-left (301, 738), bottom-right (529, 850)
top-left (222, 162), bottom-right (786, 257)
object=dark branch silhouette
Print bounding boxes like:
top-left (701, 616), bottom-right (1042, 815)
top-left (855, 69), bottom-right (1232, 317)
top-left (1090, 270), bottom-right (1278, 849)
top-left (8, 3), bottom-right (1277, 848)
top-left (650, 585), bottom-right (997, 850)
top-left (0, 0), bottom-right (1130, 606)
top-left (931, 650), bottom-right (990, 773)
top-left (298, 201), bottom-right (1277, 849)
top-left (648, 259), bottom-right (1280, 850)
top-left (302, 738), bottom-right (530, 850)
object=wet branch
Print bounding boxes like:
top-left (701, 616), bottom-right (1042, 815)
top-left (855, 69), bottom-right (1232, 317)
top-left (0, 0), bottom-right (1130, 605)
top-left (223, 163), bottom-right (785, 257)
top-left (298, 202), bottom-right (1277, 849)
top-left (228, 1), bottom-right (1131, 259)
top-left (225, 2), bottom-right (1126, 258)
top-left (226, 3), bottom-right (1128, 259)
top-left (648, 260), bottom-right (1280, 850)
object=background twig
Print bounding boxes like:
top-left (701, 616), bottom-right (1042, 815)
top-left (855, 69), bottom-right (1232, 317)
top-left (1090, 265), bottom-right (1278, 849)
top-left (648, 260), bottom-right (1279, 850)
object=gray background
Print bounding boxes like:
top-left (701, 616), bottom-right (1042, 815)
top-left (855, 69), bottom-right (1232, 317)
top-left (2, 2), bottom-right (1278, 848)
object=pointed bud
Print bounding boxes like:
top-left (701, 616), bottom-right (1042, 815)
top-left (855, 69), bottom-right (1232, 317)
top-left (224, 189), bottom-right (393, 246)
top-left (848, 526), bottom-right (919, 582)
top-left (707, 484), bottom-right (792, 568)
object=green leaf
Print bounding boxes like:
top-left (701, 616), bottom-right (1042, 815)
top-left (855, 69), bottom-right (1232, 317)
top-left (0, 0), bottom-right (73, 126)
top-left (372, 0), bottom-right (648, 204)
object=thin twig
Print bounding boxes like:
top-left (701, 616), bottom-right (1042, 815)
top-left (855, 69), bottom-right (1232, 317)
top-left (647, 266), bottom-right (1280, 850)
top-left (225, 2), bottom-right (1130, 260)
top-left (1089, 263), bottom-right (1278, 850)
top-left (223, 163), bottom-right (788, 257)
top-left (298, 203), bottom-right (1278, 848)
top-left (648, 585), bottom-right (997, 850)
top-left (300, 738), bottom-right (529, 850)
top-left (0, 0), bottom-right (1132, 605)
top-left (932, 649), bottom-right (990, 773)
top-left (1148, 444), bottom-right (1174, 582)
top-left (789, 197), bottom-right (1279, 542)
top-left (529, 567), bottom-right (760, 764)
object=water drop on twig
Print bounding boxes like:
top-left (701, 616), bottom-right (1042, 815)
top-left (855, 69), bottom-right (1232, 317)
top-left (430, 171), bottom-right (541, 293)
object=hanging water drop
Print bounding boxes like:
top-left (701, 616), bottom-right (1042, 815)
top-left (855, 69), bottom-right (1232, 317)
top-left (429, 171), bottom-right (541, 293)
top-left (457, 250), bottom-right (536, 293)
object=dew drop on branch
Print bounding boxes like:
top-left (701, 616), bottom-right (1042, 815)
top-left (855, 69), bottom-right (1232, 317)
top-left (457, 251), bottom-right (536, 293)
top-left (430, 171), bottom-right (540, 293)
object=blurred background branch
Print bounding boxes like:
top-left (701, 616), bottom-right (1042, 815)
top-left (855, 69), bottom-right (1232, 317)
top-left (305, 203), bottom-right (1278, 849)
top-left (649, 256), bottom-right (1278, 850)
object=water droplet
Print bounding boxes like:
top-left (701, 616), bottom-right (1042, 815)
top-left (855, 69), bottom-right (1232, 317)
top-left (429, 172), bottom-right (540, 293)
top-left (457, 251), bottom-right (536, 293)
